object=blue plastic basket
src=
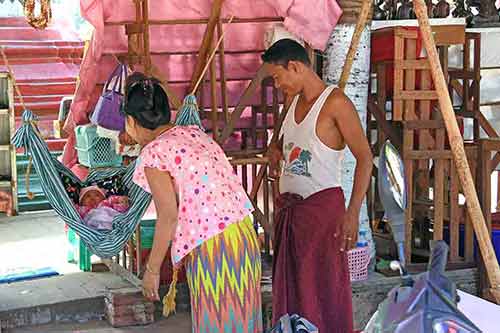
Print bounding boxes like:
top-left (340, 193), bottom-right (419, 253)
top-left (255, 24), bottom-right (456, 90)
top-left (74, 124), bottom-right (122, 168)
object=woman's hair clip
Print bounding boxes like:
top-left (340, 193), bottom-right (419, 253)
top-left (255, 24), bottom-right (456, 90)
top-left (143, 79), bottom-right (154, 110)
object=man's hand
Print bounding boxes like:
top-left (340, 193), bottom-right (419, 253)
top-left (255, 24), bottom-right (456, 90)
top-left (342, 207), bottom-right (359, 251)
top-left (267, 142), bottom-right (283, 178)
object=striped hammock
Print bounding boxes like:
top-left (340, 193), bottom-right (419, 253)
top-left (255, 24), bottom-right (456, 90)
top-left (12, 110), bottom-right (152, 258)
top-left (11, 90), bottom-right (204, 258)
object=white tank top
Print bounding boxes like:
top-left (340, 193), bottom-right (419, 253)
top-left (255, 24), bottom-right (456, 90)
top-left (279, 85), bottom-right (344, 198)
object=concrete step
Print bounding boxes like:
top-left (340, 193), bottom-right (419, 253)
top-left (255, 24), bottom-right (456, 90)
top-left (0, 27), bottom-right (80, 42)
top-left (15, 94), bottom-right (71, 104)
top-left (0, 63), bottom-right (79, 82)
top-left (14, 100), bottom-right (60, 117)
top-left (8, 314), bottom-right (192, 333)
top-left (14, 100), bottom-right (60, 116)
top-left (1, 57), bottom-right (82, 66)
top-left (16, 81), bottom-right (76, 97)
top-left (0, 44), bottom-right (84, 61)
top-left (0, 272), bottom-right (191, 331)
top-left (0, 17), bottom-right (33, 27)
top-left (0, 40), bottom-right (83, 47)
top-left (0, 272), bottom-right (131, 330)
top-left (17, 196), bottom-right (53, 212)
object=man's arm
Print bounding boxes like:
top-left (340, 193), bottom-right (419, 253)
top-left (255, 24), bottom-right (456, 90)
top-left (331, 91), bottom-right (373, 249)
top-left (268, 94), bottom-right (292, 178)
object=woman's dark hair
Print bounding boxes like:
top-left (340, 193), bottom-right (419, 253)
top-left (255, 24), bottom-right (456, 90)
top-left (123, 72), bottom-right (171, 130)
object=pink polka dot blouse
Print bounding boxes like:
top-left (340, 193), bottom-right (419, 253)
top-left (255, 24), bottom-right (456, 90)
top-left (133, 125), bottom-right (254, 264)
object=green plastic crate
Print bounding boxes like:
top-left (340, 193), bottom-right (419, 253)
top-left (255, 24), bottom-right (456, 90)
top-left (67, 228), bottom-right (92, 272)
top-left (134, 219), bottom-right (156, 250)
top-left (74, 124), bottom-right (122, 168)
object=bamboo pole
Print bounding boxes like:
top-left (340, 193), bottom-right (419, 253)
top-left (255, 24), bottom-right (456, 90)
top-left (217, 20), bottom-right (229, 122)
top-left (189, 0), bottom-right (225, 93)
top-left (413, 0), bottom-right (500, 302)
top-left (210, 44), bottom-right (218, 139)
top-left (338, 0), bottom-right (372, 90)
top-left (105, 17), bottom-right (282, 26)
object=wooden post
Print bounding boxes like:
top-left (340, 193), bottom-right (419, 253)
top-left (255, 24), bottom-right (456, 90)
top-left (413, 0), bottom-right (500, 301)
top-left (338, 0), bottom-right (372, 90)
top-left (217, 20), bottom-right (229, 123)
top-left (189, 0), bottom-right (225, 93)
top-left (209, 42), bottom-right (218, 139)
top-left (218, 64), bottom-right (269, 144)
top-left (141, 0), bottom-right (152, 76)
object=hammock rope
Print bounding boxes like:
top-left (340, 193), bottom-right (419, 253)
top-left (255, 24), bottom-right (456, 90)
top-left (12, 110), bottom-right (152, 258)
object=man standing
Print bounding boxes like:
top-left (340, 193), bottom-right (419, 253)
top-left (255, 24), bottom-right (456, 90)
top-left (263, 39), bottom-right (373, 332)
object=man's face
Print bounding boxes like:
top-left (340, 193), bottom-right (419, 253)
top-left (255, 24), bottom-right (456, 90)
top-left (267, 62), bottom-right (303, 96)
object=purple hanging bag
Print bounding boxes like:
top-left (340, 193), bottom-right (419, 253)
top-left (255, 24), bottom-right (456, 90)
top-left (90, 64), bottom-right (127, 131)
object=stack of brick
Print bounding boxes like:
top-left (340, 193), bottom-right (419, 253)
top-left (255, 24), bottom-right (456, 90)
top-left (105, 287), bottom-right (155, 327)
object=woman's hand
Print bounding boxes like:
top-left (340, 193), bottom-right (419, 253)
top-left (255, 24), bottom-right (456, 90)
top-left (142, 266), bottom-right (160, 301)
top-left (142, 167), bottom-right (179, 302)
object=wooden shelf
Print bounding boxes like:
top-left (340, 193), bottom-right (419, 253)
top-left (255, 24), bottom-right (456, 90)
top-left (0, 72), bottom-right (17, 213)
top-left (0, 180), bottom-right (11, 187)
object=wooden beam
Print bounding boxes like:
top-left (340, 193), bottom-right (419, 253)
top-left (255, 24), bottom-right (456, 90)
top-left (253, 206), bottom-right (273, 239)
top-left (217, 20), bottom-right (229, 122)
top-left (405, 150), bottom-right (453, 160)
top-left (338, 0), bottom-right (372, 90)
top-left (210, 43), bottom-right (218, 139)
top-left (229, 156), bottom-right (269, 165)
top-left (105, 17), bottom-right (283, 26)
top-left (128, 38), bottom-right (182, 109)
top-left (367, 97), bottom-right (402, 149)
top-left (189, 0), bottom-right (225, 94)
top-left (141, 0), bottom-right (152, 76)
top-left (249, 107), bottom-right (289, 202)
top-left (476, 112), bottom-right (500, 170)
top-left (394, 90), bottom-right (438, 100)
top-left (403, 119), bottom-right (445, 130)
top-left (218, 64), bottom-right (269, 144)
top-left (413, 0), bottom-right (500, 302)
top-left (395, 59), bottom-right (431, 70)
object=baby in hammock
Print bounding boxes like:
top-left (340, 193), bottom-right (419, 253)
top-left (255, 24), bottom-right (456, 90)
top-left (76, 186), bottom-right (129, 230)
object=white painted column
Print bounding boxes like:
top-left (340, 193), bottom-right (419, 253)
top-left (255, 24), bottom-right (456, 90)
top-left (323, 24), bottom-right (376, 263)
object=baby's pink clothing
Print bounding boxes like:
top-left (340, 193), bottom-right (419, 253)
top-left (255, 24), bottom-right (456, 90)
top-left (133, 125), bottom-right (254, 264)
top-left (76, 195), bottom-right (128, 218)
top-left (99, 195), bottom-right (129, 213)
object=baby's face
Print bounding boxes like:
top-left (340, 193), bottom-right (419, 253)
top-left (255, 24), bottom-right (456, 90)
top-left (81, 190), bottom-right (105, 208)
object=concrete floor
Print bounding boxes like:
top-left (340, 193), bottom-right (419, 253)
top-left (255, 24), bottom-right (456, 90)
top-left (0, 211), bottom-right (80, 276)
top-left (0, 211), bottom-right (193, 332)
top-left (7, 313), bottom-right (192, 333)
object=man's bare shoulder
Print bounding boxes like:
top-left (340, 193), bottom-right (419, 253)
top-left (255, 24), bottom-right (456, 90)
top-left (324, 87), bottom-right (356, 118)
